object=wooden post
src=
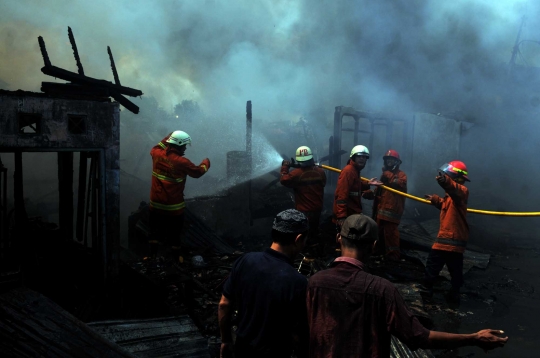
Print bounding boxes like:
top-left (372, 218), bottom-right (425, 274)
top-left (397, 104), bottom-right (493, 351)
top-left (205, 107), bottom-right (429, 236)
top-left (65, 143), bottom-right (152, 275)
top-left (76, 152), bottom-right (87, 242)
top-left (58, 152), bottom-right (74, 242)
top-left (246, 101), bottom-right (252, 226)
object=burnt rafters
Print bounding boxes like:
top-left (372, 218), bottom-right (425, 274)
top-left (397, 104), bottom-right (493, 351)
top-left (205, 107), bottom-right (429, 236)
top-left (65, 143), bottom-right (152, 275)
top-left (38, 36), bottom-right (51, 67)
top-left (37, 27), bottom-right (143, 114)
top-left (107, 46), bottom-right (121, 86)
top-left (68, 26), bottom-right (84, 76)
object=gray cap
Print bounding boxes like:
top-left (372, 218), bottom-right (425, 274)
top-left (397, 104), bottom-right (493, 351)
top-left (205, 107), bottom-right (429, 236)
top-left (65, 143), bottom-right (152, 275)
top-left (340, 214), bottom-right (378, 241)
top-left (272, 209), bottom-right (309, 234)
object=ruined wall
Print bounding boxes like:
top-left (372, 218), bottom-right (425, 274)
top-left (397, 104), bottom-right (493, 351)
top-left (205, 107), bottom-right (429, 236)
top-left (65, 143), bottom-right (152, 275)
top-left (0, 90), bottom-right (120, 284)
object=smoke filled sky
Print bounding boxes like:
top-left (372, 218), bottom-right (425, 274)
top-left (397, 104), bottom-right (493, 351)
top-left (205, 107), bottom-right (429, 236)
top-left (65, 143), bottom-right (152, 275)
top-left (1, 0), bottom-right (540, 120)
top-left (3, 0), bottom-right (540, 222)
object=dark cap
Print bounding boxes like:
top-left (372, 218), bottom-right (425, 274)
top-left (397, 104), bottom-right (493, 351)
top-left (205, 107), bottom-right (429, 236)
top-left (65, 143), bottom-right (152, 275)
top-left (340, 214), bottom-right (378, 241)
top-left (272, 209), bottom-right (309, 234)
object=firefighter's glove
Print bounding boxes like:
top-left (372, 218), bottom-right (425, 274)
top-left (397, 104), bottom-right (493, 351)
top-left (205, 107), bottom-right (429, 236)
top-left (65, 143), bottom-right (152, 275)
top-left (436, 171), bottom-right (446, 184)
top-left (282, 160), bottom-right (291, 167)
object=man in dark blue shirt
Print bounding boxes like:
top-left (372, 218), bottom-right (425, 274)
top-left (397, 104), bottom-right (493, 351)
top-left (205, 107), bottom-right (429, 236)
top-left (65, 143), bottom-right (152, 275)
top-left (218, 209), bottom-right (309, 358)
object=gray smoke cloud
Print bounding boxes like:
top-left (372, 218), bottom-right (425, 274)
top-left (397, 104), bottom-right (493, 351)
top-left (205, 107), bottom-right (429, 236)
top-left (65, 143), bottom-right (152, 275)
top-left (1, 0), bottom-right (538, 116)
top-left (2, 0), bottom-right (540, 245)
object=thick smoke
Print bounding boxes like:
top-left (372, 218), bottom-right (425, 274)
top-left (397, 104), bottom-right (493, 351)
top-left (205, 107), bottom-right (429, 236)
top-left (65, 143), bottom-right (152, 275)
top-left (1, 1), bottom-right (538, 116)
top-left (2, 0), bottom-right (540, 245)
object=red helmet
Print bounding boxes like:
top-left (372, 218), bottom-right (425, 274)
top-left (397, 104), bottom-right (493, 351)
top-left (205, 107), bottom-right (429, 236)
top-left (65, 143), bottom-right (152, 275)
top-left (439, 160), bottom-right (470, 181)
top-left (383, 149), bottom-right (400, 160)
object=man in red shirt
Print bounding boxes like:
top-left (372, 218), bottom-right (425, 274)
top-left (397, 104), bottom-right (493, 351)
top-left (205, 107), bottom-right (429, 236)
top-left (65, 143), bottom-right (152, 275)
top-left (148, 130), bottom-right (210, 261)
top-left (423, 160), bottom-right (470, 302)
top-left (333, 145), bottom-right (381, 228)
top-left (280, 145), bottom-right (326, 241)
top-left (306, 214), bottom-right (508, 357)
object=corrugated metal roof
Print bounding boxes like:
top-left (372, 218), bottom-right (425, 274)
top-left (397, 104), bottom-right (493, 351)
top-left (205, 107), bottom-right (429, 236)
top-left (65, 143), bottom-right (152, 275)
top-left (88, 316), bottom-right (210, 358)
top-left (0, 287), bottom-right (135, 358)
top-left (391, 336), bottom-right (435, 358)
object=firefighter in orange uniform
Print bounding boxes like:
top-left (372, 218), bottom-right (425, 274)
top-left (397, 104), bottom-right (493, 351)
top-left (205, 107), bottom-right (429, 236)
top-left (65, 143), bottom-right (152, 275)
top-left (149, 130), bottom-right (210, 261)
top-left (333, 145), bottom-right (382, 228)
top-left (280, 146), bottom-right (327, 240)
top-left (372, 149), bottom-right (407, 261)
top-left (423, 160), bottom-right (470, 303)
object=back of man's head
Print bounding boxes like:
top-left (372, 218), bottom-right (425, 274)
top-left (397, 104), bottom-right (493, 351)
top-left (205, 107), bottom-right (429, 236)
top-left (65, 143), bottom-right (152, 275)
top-left (271, 209), bottom-right (309, 245)
top-left (339, 214), bottom-right (378, 251)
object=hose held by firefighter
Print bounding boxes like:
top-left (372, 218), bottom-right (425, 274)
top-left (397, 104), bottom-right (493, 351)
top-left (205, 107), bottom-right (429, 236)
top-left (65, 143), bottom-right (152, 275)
top-left (372, 149), bottom-right (407, 261)
top-left (148, 130), bottom-right (211, 262)
top-left (332, 145), bottom-right (382, 228)
top-left (280, 146), bottom-right (327, 242)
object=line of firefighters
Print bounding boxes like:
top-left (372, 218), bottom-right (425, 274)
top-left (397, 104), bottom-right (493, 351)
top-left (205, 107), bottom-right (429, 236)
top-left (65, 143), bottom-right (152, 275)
top-left (148, 129), bottom-right (471, 301)
top-left (280, 144), bottom-right (471, 300)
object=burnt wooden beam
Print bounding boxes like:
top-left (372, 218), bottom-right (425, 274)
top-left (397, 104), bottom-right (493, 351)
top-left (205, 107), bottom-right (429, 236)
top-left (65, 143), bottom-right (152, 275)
top-left (37, 36), bottom-right (51, 67)
top-left (107, 46), bottom-right (121, 86)
top-left (110, 91), bottom-right (139, 114)
top-left (41, 82), bottom-right (111, 97)
top-left (41, 65), bottom-right (142, 97)
top-left (68, 26), bottom-right (85, 76)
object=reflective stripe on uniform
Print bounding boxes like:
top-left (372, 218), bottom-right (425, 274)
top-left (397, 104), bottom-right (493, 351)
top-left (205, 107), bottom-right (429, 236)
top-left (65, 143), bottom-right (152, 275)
top-left (158, 141), bottom-right (166, 149)
top-left (201, 164), bottom-right (208, 172)
top-left (152, 171), bottom-right (185, 183)
top-left (349, 192), bottom-right (360, 197)
top-left (377, 210), bottom-right (402, 220)
top-left (387, 246), bottom-right (400, 251)
top-left (435, 238), bottom-right (467, 247)
top-left (337, 200), bottom-right (347, 204)
top-left (150, 200), bottom-right (186, 211)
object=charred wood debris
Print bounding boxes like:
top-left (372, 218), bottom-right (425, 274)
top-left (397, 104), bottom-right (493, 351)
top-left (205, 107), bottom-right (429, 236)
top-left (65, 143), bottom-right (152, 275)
top-left (38, 26), bottom-right (143, 113)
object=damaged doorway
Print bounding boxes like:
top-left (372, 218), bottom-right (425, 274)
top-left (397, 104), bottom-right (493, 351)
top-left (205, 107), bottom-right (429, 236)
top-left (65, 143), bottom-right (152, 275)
top-left (0, 149), bottom-right (107, 307)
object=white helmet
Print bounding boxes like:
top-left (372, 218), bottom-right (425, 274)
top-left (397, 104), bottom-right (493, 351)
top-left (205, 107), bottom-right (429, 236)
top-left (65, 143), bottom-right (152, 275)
top-left (350, 145), bottom-right (370, 158)
top-left (166, 130), bottom-right (192, 146)
top-left (295, 146), bottom-right (313, 162)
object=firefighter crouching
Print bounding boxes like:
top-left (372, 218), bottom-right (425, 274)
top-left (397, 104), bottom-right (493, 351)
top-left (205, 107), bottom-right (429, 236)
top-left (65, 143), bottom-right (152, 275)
top-left (280, 146), bottom-right (327, 242)
top-left (372, 149), bottom-right (407, 261)
top-left (333, 145), bottom-right (382, 228)
top-left (422, 160), bottom-right (470, 303)
top-left (148, 130), bottom-right (210, 262)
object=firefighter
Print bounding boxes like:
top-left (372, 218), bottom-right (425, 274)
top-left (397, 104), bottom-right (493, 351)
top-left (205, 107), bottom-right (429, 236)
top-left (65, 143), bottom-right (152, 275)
top-left (422, 160), bottom-right (470, 303)
top-left (333, 145), bottom-right (382, 228)
top-left (280, 146), bottom-right (327, 241)
top-left (148, 130), bottom-right (210, 262)
top-left (372, 149), bottom-right (407, 261)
